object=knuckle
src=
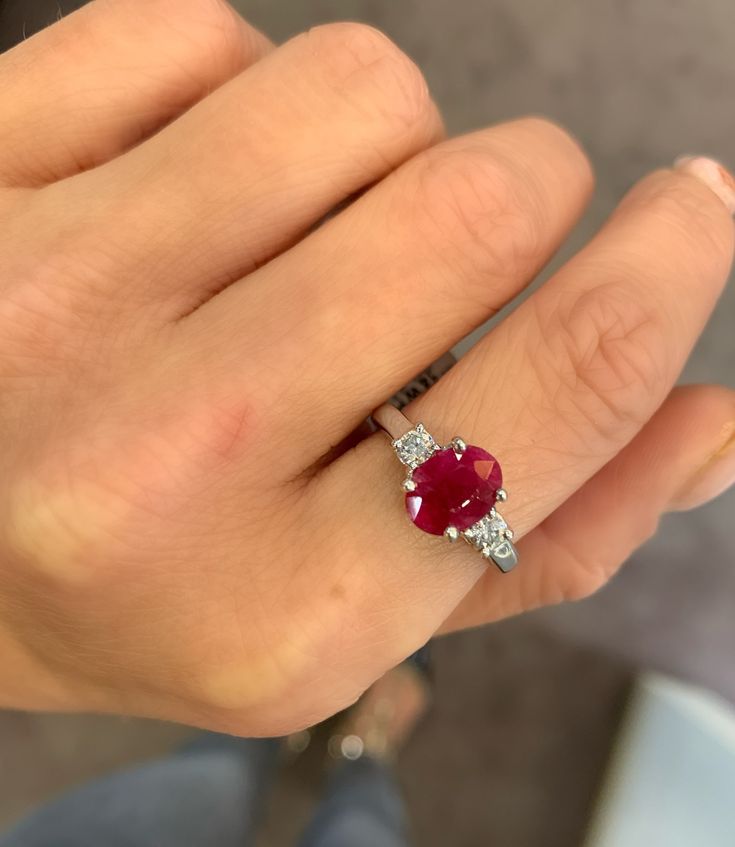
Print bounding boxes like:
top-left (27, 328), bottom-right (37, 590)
top-left (188, 618), bottom-right (354, 736)
top-left (164, 0), bottom-right (241, 37)
top-left (411, 144), bottom-right (544, 293)
top-left (188, 649), bottom-right (293, 720)
top-left (517, 116), bottom-right (593, 181)
top-left (641, 175), bottom-right (735, 270)
top-left (6, 469), bottom-right (113, 591)
top-left (303, 23), bottom-right (430, 126)
top-left (535, 525), bottom-right (612, 605)
top-left (168, 0), bottom-right (249, 66)
top-left (0, 244), bottom-right (111, 372)
top-left (554, 514), bottom-right (660, 604)
top-left (537, 281), bottom-right (669, 446)
top-left (555, 558), bottom-right (612, 603)
top-left (306, 21), bottom-right (406, 73)
top-left (519, 115), bottom-right (578, 147)
top-left (128, 0), bottom-right (252, 79)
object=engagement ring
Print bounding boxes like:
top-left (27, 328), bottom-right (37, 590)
top-left (372, 404), bottom-right (518, 572)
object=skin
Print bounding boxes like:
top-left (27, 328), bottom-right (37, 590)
top-left (0, 0), bottom-right (733, 736)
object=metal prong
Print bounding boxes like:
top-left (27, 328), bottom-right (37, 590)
top-left (451, 437), bottom-right (467, 454)
top-left (402, 478), bottom-right (417, 492)
top-left (495, 488), bottom-right (508, 502)
top-left (444, 526), bottom-right (460, 542)
top-left (503, 528), bottom-right (514, 542)
top-left (481, 545), bottom-right (493, 560)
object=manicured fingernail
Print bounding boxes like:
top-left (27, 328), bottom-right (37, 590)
top-left (669, 426), bottom-right (735, 512)
top-left (674, 155), bottom-right (735, 215)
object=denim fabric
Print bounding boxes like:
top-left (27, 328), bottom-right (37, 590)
top-left (0, 735), bottom-right (409, 847)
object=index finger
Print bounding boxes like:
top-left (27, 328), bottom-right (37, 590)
top-left (0, 0), bottom-right (271, 186)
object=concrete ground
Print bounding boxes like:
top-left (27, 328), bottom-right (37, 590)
top-left (0, 0), bottom-right (733, 844)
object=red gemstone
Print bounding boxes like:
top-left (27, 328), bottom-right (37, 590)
top-left (406, 446), bottom-right (502, 535)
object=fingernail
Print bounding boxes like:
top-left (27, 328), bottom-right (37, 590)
top-left (669, 426), bottom-right (735, 512)
top-left (674, 155), bottom-right (735, 215)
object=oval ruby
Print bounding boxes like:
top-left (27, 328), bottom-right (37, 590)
top-left (406, 445), bottom-right (502, 535)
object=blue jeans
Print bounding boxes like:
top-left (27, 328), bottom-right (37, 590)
top-left (0, 734), bottom-right (410, 847)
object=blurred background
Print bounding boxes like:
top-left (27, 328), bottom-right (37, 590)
top-left (0, 1), bottom-right (734, 845)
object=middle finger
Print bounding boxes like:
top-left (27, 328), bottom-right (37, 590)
top-left (184, 117), bottom-right (593, 473)
top-left (31, 23), bottom-right (442, 316)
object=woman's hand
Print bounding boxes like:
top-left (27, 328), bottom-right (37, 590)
top-left (0, 0), bottom-right (733, 735)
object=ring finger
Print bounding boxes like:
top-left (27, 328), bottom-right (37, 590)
top-left (295, 155), bottom-right (734, 708)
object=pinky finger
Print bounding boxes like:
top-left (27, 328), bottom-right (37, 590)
top-left (443, 384), bottom-right (735, 632)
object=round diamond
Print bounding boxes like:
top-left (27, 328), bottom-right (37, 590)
top-left (406, 445), bottom-right (502, 535)
top-left (393, 426), bottom-right (436, 467)
top-left (465, 512), bottom-right (508, 549)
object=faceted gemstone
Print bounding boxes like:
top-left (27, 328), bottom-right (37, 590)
top-left (406, 445), bottom-right (502, 535)
top-left (465, 512), bottom-right (507, 550)
top-left (394, 426), bottom-right (436, 467)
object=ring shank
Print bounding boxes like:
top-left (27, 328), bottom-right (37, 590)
top-left (371, 353), bottom-right (455, 439)
top-left (371, 404), bottom-right (415, 441)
